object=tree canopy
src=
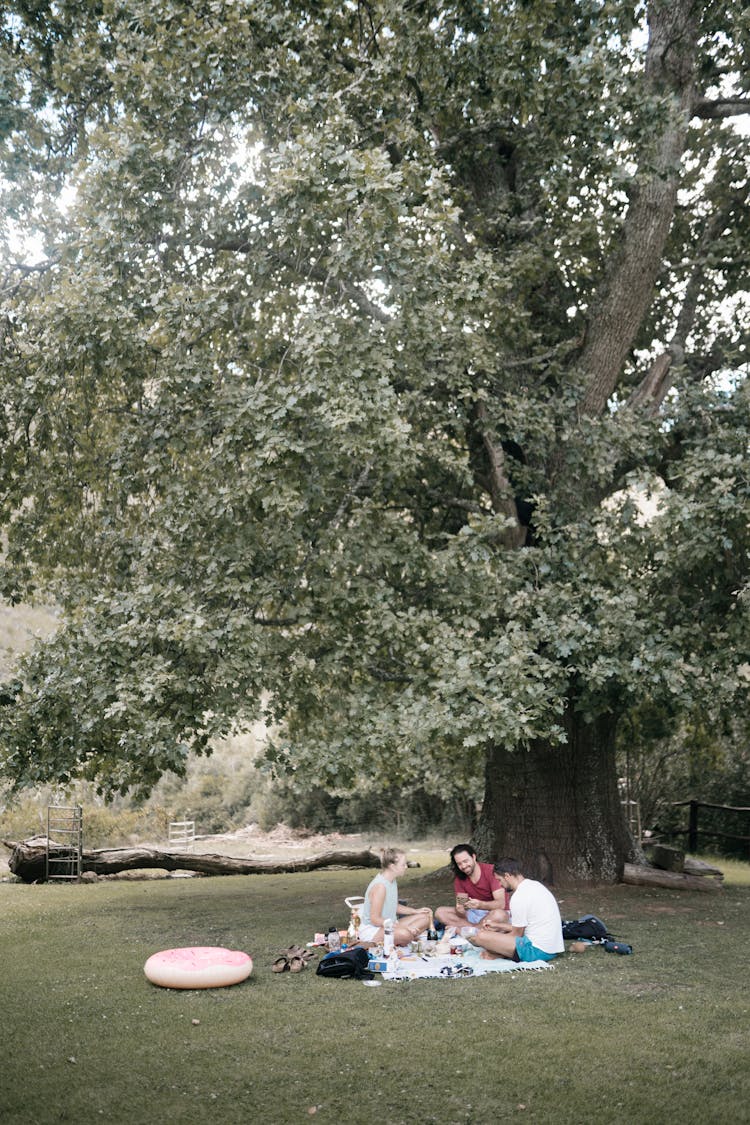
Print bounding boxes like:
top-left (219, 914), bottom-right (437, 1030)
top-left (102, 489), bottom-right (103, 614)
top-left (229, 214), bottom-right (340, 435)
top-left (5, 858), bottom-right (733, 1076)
top-left (1, 1), bottom-right (748, 880)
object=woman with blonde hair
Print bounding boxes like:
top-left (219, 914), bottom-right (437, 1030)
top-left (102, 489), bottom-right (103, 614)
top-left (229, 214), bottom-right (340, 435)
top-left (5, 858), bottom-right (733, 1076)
top-left (358, 847), bottom-right (433, 945)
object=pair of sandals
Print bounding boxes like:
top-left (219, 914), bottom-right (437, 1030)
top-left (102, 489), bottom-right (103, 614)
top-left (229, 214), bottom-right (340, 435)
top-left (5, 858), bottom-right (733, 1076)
top-left (272, 946), bottom-right (314, 974)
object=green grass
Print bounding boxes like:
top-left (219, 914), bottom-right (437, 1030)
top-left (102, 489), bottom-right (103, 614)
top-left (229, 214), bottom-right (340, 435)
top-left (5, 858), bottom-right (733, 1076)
top-left (2, 858), bottom-right (749, 1125)
top-left (696, 854), bottom-right (750, 886)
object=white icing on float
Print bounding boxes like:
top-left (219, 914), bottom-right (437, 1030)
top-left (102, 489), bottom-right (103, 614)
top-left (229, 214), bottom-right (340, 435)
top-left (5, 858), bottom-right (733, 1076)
top-left (144, 946), bottom-right (253, 989)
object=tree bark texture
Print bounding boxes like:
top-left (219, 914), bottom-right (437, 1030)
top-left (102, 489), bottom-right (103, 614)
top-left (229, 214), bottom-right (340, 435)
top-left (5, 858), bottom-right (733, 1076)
top-left (2, 840), bottom-right (383, 884)
top-left (475, 711), bottom-right (635, 884)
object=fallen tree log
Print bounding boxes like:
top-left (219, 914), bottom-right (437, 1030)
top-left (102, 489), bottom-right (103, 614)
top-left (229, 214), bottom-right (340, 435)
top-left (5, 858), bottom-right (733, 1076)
top-left (2, 838), bottom-right (385, 884)
top-left (622, 862), bottom-right (722, 893)
top-left (683, 856), bottom-right (724, 880)
top-left (643, 843), bottom-right (685, 872)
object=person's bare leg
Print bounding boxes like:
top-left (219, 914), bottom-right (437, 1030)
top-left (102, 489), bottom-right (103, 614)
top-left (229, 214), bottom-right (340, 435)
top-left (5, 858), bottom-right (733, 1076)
top-left (435, 906), bottom-right (467, 929)
top-left (469, 928), bottom-right (517, 960)
top-left (481, 907), bottom-right (510, 928)
top-left (394, 909), bottom-right (432, 944)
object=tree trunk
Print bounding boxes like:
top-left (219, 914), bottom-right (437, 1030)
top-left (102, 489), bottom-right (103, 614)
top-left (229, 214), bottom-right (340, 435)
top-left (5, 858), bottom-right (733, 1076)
top-left (2, 839), bottom-right (384, 884)
top-left (475, 710), bottom-right (636, 884)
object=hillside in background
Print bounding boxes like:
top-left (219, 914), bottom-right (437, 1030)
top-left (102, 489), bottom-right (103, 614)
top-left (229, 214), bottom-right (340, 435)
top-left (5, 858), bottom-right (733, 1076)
top-left (0, 602), bottom-right (276, 842)
top-left (0, 602), bottom-right (58, 679)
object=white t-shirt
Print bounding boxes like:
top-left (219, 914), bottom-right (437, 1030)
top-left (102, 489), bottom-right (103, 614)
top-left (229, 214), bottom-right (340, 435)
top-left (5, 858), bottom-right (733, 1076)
top-left (509, 878), bottom-right (565, 954)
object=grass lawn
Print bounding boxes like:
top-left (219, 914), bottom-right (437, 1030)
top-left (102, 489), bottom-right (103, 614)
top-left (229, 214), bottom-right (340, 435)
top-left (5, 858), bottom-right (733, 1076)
top-left (1, 853), bottom-right (749, 1125)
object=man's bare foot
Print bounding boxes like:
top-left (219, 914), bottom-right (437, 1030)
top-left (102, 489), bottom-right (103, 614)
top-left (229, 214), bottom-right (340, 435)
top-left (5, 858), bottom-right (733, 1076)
top-left (479, 950), bottom-right (502, 961)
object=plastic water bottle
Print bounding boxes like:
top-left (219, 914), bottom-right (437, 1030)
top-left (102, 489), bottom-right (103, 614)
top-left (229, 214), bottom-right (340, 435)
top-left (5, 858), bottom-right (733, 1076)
top-left (327, 925), bottom-right (341, 952)
top-left (383, 917), bottom-right (394, 956)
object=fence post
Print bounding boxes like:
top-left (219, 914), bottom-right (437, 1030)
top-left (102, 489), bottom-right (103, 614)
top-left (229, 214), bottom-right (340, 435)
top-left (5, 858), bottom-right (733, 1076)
top-left (688, 800), bottom-right (699, 853)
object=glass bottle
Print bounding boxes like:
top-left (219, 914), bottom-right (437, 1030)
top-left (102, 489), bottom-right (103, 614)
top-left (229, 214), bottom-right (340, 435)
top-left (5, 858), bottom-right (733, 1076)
top-left (383, 917), bottom-right (394, 956)
top-left (347, 908), bottom-right (360, 944)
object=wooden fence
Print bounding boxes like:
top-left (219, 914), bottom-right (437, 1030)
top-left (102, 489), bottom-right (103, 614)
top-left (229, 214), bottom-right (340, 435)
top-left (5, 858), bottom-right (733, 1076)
top-left (667, 799), bottom-right (750, 857)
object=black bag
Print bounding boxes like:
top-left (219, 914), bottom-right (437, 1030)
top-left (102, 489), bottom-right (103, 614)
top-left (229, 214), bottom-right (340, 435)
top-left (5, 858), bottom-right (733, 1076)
top-left (315, 946), bottom-right (373, 980)
top-left (561, 914), bottom-right (612, 942)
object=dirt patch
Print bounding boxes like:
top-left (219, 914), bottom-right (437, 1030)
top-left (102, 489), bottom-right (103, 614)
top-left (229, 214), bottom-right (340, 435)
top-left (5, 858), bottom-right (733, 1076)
top-left (638, 904), bottom-right (695, 916)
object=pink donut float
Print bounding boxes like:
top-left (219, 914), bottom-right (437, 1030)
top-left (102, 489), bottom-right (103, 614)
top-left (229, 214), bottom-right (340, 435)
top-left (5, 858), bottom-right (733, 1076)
top-left (144, 946), bottom-right (253, 989)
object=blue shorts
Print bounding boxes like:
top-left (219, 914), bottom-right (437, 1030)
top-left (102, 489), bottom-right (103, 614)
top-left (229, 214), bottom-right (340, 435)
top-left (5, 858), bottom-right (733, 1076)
top-left (466, 908), bottom-right (489, 925)
top-left (514, 935), bottom-right (557, 963)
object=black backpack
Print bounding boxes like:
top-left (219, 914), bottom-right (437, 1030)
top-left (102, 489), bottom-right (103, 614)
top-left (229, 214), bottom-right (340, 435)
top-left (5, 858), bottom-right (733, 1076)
top-left (561, 914), bottom-right (612, 942)
top-left (316, 946), bottom-right (373, 980)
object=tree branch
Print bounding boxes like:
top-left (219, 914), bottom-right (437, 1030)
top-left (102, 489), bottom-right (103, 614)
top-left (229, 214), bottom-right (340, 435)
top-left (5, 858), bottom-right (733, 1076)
top-left (473, 401), bottom-right (526, 547)
top-left (579, 0), bottom-right (699, 417)
top-left (627, 353), bottom-right (674, 414)
top-left (627, 182), bottom-right (750, 414)
top-left (251, 613), bottom-right (302, 627)
top-left (423, 489), bottom-right (488, 514)
top-left (1, 256), bottom-right (60, 300)
top-left (693, 97), bottom-right (750, 119)
top-left (274, 248), bottom-right (392, 324)
top-left (201, 237), bottom-right (392, 324)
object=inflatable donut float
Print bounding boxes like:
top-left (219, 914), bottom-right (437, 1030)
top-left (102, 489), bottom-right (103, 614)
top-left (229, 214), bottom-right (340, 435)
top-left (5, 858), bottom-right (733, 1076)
top-left (144, 946), bottom-right (253, 989)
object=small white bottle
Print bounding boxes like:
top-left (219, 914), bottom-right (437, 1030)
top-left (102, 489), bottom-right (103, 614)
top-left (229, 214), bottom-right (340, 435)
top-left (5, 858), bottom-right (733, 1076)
top-left (383, 917), bottom-right (394, 957)
top-left (327, 925), bottom-right (341, 953)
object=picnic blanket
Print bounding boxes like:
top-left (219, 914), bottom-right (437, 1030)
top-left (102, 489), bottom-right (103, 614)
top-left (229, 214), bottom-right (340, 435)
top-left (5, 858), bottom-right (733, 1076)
top-left (381, 946), bottom-right (554, 981)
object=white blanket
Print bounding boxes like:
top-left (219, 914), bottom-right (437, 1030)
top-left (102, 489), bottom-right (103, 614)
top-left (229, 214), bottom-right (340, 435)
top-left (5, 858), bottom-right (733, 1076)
top-left (381, 946), bottom-right (554, 981)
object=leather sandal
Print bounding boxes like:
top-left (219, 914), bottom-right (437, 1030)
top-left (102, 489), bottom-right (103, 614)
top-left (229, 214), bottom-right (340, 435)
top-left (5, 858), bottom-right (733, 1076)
top-left (272, 945), bottom-right (307, 973)
top-left (289, 949), bottom-right (317, 973)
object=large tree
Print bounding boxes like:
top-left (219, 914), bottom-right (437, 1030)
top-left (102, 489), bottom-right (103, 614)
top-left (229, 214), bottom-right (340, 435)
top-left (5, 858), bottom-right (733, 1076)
top-left (1, 1), bottom-right (748, 881)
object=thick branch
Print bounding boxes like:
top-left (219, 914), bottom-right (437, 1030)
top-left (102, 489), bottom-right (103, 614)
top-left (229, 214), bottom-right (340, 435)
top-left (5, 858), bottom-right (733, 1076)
top-left (579, 0), bottom-right (699, 417)
top-left (626, 271), bottom-right (702, 413)
top-left (627, 352), bottom-right (673, 413)
top-left (693, 97), bottom-right (750, 119)
top-left (473, 401), bottom-right (526, 547)
top-left (627, 183), bottom-right (750, 413)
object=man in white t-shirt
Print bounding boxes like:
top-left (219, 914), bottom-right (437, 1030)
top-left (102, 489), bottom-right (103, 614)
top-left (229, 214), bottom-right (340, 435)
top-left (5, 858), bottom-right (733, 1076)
top-left (467, 857), bottom-right (565, 963)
